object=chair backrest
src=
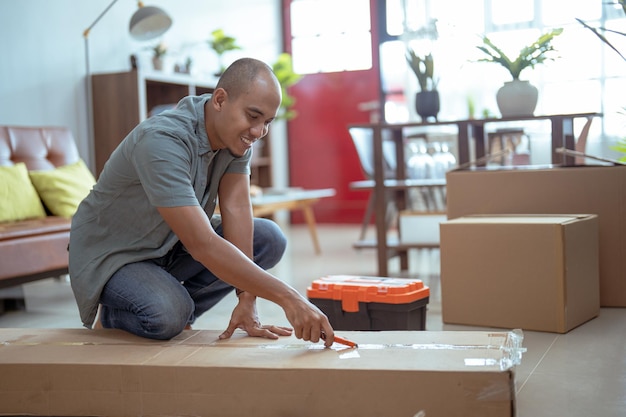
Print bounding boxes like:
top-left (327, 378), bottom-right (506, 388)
top-left (348, 127), bottom-right (397, 179)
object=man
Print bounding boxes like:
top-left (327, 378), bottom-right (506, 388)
top-left (69, 57), bottom-right (335, 346)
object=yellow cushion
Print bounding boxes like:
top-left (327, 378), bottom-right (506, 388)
top-left (0, 163), bottom-right (47, 222)
top-left (29, 159), bottom-right (96, 218)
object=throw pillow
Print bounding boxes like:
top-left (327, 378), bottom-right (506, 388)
top-left (29, 159), bottom-right (96, 218)
top-left (0, 162), bottom-right (47, 222)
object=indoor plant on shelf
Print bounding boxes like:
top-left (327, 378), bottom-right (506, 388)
top-left (475, 28), bottom-right (563, 117)
top-left (406, 48), bottom-right (440, 121)
top-left (208, 29), bottom-right (241, 76)
top-left (151, 42), bottom-right (167, 71)
top-left (271, 52), bottom-right (302, 121)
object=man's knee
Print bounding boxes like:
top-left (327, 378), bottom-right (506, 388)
top-left (148, 296), bottom-right (194, 340)
top-left (102, 295), bottom-right (194, 340)
top-left (253, 218), bottom-right (287, 269)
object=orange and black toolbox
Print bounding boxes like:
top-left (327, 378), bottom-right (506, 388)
top-left (307, 275), bottom-right (430, 331)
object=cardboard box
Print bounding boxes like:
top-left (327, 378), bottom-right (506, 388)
top-left (446, 165), bottom-right (626, 306)
top-left (307, 275), bottom-right (429, 330)
top-left (399, 211), bottom-right (447, 244)
top-left (440, 215), bottom-right (600, 333)
top-left (0, 328), bottom-right (523, 417)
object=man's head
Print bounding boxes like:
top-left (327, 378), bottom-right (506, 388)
top-left (205, 57), bottom-right (282, 157)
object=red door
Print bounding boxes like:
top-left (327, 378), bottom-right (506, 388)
top-left (282, 0), bottom-right (381, 224)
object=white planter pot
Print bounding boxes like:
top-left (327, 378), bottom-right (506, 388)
top-left (496, 80), bottom-right (538, 117)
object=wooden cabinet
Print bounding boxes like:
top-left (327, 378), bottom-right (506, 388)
top-left (91, 70), bottom-right (273, 187)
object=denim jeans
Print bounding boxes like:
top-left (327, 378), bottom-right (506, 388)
top-left (99, 217), bottom-right (287, 340)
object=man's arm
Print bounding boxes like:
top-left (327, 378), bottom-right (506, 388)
top-left (216, 172), bottom-right (254, 262)
top-left (214, 172), bottom-right (283, 338)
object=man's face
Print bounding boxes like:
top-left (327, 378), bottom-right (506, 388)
top-left (213, 76), bottom-right (281, 157)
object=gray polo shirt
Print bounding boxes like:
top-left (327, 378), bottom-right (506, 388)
top-left (69, 95), bottom-right (251, 327)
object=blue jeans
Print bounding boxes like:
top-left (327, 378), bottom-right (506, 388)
top-left (99, 218), bottom-right (287, 340)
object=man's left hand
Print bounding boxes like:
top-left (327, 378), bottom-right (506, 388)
top-left (218, 292), bottom-right (293, 340)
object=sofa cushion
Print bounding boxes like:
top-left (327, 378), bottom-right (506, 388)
top-left (0, 163), bottom-right (46, 223)
top-left (29, 159), bottom-right (96, 218)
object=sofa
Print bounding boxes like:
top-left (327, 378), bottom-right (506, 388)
top-left (0, 126), bottom-right (94, 294)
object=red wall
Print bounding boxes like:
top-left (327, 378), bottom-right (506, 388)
top-left (283, 0), bottom-right (381, 224)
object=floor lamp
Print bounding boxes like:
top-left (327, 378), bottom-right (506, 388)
top-left (83, 0), bottom-right (172, 173)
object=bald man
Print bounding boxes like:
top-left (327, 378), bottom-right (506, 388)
top-left (69, 58), bottom-right (334, 346)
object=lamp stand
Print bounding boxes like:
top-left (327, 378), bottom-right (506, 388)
top-left (83, 0), bottom-right (120, 175)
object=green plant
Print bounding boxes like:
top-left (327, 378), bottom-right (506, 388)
top-left (610, 137), bottom-right (626, 162)
top-left (577, 3), bottom-right (626, 160)
top-left (151, 42), bottom-right (167, 59)
top-left (406, 49), bottom-right (437, 91)
top-left (576, 1), bottom-right (626, 62)
top-left (208, 29), bottom-right (241, 74)
top-left (476, 28), bottom-right (563, 80)
top-left (271, 53), bottom-right (302, 120)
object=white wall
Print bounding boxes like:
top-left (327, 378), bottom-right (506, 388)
top-left (0, 0), bottom-right (282, 172)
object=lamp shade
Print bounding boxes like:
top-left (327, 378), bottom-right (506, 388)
top-left (129, 6), bottom-right (172, 41)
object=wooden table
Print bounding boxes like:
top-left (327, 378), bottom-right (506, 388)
top-left (348, 112), bottom-right (602, 276)
top-left (250, 188), bottom-right (336, 255)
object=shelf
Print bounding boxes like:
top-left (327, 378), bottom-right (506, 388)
top-left (91, 69), bottom-right (271, 187)
top-left (350, 178), bottom-right (446, 190)
top-left (353, 238), bottom-right (439, 251)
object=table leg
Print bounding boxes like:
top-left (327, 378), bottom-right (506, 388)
top-left (301, 205), bottom-right (321, 255)
top-left (456, 122), bottom-right (471, 165)
top-left (551, 116), bottom-right (575, 166)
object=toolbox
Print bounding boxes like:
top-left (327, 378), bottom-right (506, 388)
top-left (307, 275), bottom-right (430, 330)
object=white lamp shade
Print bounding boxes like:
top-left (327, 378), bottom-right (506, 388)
top-left (129, 6), bottom-right (172, 41)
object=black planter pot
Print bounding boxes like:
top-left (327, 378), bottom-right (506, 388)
top-left (415, 90), bottom-right (440, 122)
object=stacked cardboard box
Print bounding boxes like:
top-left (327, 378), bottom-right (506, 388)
top-left (440, 214), bottom-right (600, 332)
top-left (446, 165), bottom-right (626, 306)
top-left (0, 328), bottom-right (524, 417)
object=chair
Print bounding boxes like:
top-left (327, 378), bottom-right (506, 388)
top-left (487, 128), bottom-right (531, 166)
top-left (348, 127), bottom-right (399, 241)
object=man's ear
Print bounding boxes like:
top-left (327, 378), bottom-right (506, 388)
top-left (212, 88), bottom-right (228, 110)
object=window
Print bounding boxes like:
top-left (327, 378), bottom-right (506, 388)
top-left (289, 0), bottom-right (372, 74)
top-left (380, 0), bottom-right (626, 155)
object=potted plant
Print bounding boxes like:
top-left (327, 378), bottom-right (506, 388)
top-left (271, 53), bottom-right (302, 121)
top-left (475, 28), bottom-right (563, 117)
top-left (406, 48), bottom-right (440, 121)
top-left (151, 42), bottom-right (167, 71)
top-left (208, 29), bottom-right (241, 75)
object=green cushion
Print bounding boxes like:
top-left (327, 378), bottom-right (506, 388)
top-left (0, 162), bottom-right (47, 222)
top-left (29, 159), bottom-right (96, 218)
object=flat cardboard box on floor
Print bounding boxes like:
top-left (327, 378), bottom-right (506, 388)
top-left (440, 214), bottom-right (600, 333)
top-left (0, 328), bottom-right (524, 417)
top-left (446, 165), bottom-right (626, 307)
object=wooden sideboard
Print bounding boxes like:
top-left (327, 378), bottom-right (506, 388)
top-left (91, 70), bottom-right (273, 187)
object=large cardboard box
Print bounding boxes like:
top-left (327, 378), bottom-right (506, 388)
top-left (440, 215), bottom-right (600, 333)
top-left (446, 165), bottom-right (626, 307)
top-left (0, 328), bottom-right (524, 417)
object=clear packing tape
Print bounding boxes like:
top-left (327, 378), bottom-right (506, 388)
top-left (1, 329), bottom-right (527, 370)
top-left (241, 329), bottom-right (527, 370)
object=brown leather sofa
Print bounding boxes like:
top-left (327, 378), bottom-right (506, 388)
top-left (0, 125), bottom-right (80, 290)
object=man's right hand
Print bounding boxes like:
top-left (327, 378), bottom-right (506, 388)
top-left (281, 293), bottom-right (334, 347)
